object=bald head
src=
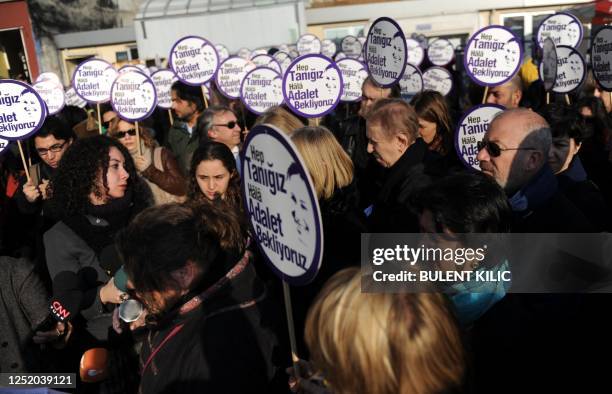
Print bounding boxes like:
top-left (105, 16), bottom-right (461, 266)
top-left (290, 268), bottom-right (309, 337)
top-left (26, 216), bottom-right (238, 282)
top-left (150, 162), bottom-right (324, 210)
top-left (485, 74), bottom-right (523, 109)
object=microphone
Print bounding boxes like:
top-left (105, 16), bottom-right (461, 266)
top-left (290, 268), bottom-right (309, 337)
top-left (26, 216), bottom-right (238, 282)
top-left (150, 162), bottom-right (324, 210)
top-left (36, 271), bottom-right (84, 332)
top-left (80, 348), bottom-right (109, 382)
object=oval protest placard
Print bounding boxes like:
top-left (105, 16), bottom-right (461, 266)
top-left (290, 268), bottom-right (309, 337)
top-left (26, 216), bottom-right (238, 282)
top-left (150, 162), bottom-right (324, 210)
top-left (282, 54), bottom-right (343, 118)
top-left (65, 87), bottom-right (87, 108)
top-left (240, 67), bottom-right (284, 115)
top-left (0, 137), bottom-right (9, 155)
top-left (536, 12), bottom-right (583, 49)
top-left (0, 79), bottom-right (46, 140)
top-left (237, 47), bottom-right (251, 60)
top-left (251, 55), bottom-right (282, 74)
top-left (541, 38), bottom-right (558, 92)
top-left (427, 39), bottom-right (455, 66)
top-left (337, 58), bottom-right (368, 102)
top-left (119, 65), bottom-right (141, 74)
top-left (241, 124), bottom-right (323, 285)
top-left (538, 45), bottom-right (585, 94)
top-left (35, 72), bottom-right (62, 86)
top-left (151, 69), bottom-right (178, 109)
top-left (168, 36), bottom-right (219, 86)
top-left (321, 39), bottom-right (337, 59)
top-left (250, 48), bottom-right (268, 59)
top-left (273, 51), bottom-right (293, 75)
top-left (110, 71), bottom-right (157, 122)
top-left (464, 25), bottom-right (523, 87)
top-left (335, 52), bottom-right (347, 61)
top-left (406, 38), bottom-right (425, 66)
top-left (341, 36), bottom-right (363, 59)
top-left (591, 26), bottom-right (612, 92)
top-left (72, 58), bottom-right (118, 103)
top-left (399, 63), bottom-right (423, 100)
top-left (135, 64), bottom-right (151, 77)
top-left (455, 104), bottom-right (505, 170)
top-left (215, 44), bottom-right (230, 62)
top-left (423, 66), bottom-right (453, 96)
top-left (215, 57), bottom-right (256, 99)
top-left (33, 80), bottom-right (65, 115)
top-left (365, 17), bottom-right (407, 88)
top-left (297, 34), bottom-right (322, 56)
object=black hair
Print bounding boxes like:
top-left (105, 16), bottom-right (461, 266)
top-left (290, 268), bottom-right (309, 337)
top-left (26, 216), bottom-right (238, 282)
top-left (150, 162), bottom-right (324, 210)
top-left (171, 81), bottom-right (205, 113)
top-left (35, 116), bottom-right (76, 143)
top-left (538, 103), bottom-right (592, 144)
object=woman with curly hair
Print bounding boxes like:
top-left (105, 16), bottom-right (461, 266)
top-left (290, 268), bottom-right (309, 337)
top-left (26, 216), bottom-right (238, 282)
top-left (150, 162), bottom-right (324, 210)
top-left (186, 141), bottom-right (242, 213)
top-left (41, 135), bottom-right (151, 391)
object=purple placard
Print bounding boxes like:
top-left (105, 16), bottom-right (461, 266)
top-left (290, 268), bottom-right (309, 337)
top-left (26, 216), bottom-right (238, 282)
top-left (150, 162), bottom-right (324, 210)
top-left (168, 35), bottom-right (219, 86)
top-left (237, 48), bottom-right (251, 60)
top-left (427, 38), bottom-right (455, 66)
top-left (215, 44), bottom-right (230, 62)
top-left (71, 58), bottom-right (118, 103)
top-left (406, 38), bottom-right (425, 67)
top-left (118, 65), bottom-right (141, 74)
top-left (215, 56), bottom-right (256, 99)
top-left (538, 45), bottom-right (586, 94)
top-left (240, 124), bottom-right (323, 285)
top-left (110, 71), bottom-right (158, 122)
top-left (297, 34), bottom-right (322, 56)
top-left (151, 69), bottom-right (178, 109)
top-left (591, 26), bottom-right (612, 92)
top-left (0, 137), bottom-right (9, 155)
top-left (536, 12), bottom-right (583, 49)
top-left (251, 54), bottom-right (282, 74)
top-left (282, 53), bottom-right (343, 118)
top-left (240, 67), bottom-right (284, 115)
top-left (33, 80), bottom-right (65, 116)
top-left (539, 38), bottom-right (558, 92)
top-left (0, 79), bottom-right (46, 141)
top-left (341, 35), bottom-right (362, 59)
top-left (321, 39), bottom-right (337, 58)
top-left (422, 66), bottom-right (453, 96)
top-left (463, 25), bottom-right (523, 87)
top-left (35, 72), bottom-right (62, 86)
top-left (365, 17), bottom-right (408, 88)
top-left (454, 104), bottom-right (505, 170)
top-left (336, 58), bottom-right (368, 102)
top-left (399, 63), bottom-right (423, 100)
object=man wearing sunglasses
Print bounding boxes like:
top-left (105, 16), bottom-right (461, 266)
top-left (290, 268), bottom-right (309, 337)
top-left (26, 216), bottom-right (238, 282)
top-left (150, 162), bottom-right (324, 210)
top-left (197, 106), bottom-right (242, 165)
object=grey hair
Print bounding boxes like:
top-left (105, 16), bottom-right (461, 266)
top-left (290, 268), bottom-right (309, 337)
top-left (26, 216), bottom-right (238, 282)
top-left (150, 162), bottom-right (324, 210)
top-left (196, 105), bottom-right (234, 142)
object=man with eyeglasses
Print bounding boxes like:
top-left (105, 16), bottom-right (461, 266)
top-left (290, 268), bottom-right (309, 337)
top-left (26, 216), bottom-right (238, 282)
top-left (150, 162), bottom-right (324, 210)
top-left (197, 106), bottom-right (242, 167)
top-left (15, 117), bottom-right (75, 214)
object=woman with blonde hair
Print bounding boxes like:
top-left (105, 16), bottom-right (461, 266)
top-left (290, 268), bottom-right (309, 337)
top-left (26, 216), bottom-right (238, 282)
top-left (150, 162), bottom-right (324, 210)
top-left (108, 118), bottom-right (186, 204)
top-left (254, 105), bottom-right (307, 135)
top-left (301, 267), bottom-right (466, 394)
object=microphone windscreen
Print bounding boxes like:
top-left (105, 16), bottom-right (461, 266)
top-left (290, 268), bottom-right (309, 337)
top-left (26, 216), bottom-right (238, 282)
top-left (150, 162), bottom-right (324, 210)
top-left (50, 271), bottom-right (84, 322)
top-left (80, 348), bottom-right (109, 382)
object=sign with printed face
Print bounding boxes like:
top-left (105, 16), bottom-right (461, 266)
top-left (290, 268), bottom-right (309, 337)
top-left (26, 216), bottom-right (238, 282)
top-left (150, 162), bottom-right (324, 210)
top-left (422, 67), bottom-right (453, 96)
top-left (427, 39), bottom-right (455, 66)
top-left (35, 72), bottom-right (62, 86)
top-left (151, 69), bottom-right (178, 109)
top-left (110, 71), bottom-right (157, 122)
top-left (241, 67), bottom-right (284, 115)
top-left (168, 36), bottom-right (219, 86)
top-left (241, 124), bottom-right (323, 285)
top-left (464, 25), bottom-right (523, 87)
top-left (336, 58), bottom-right (368, 102)
top-left (399, 63), bottom-right (423, 100)
top-left (237, 48), bottom-right (251, 60)
top-left (72, 58), bottom-right (118, 103)
top-left (251, 55), bottom-right (282, 74)
top-left (541, 38), bottom-right (558, 91)
top-left (455, 104), bottom-right (504, 170)
top-left (119, 65), bottom-right (141, 74)
top-left (282, 54), bottom-right (343, 118)
top-left (250, 48), bottom-right (268, 59)
top-left (538, 45), bottom-right (585, 94)
top-left (33, 80), bottom-right (65, 115)
top-left (135, 64), bottom-right (151, 76)
top-left (215, 44), bottom-right (230, 62)
top-left (341, 36), bottom-right (363, 59)
top-left (215, 57), bottom-right (256, 99)
top-left (365, 17), bottom-right (407, 88)
top-left (0, 80), bottom-right (46, 140)
top-left (335, 52), bottom-right (347, 61)
top-left (273, 51), bottom-right (293, 75)
top-left (0, 137), bottom-right (9, 155)
top-left (591, 26), bottom-right (612, 92)
top-left (536, 12), bottom-right (583, 49)
top-left (321, 39), bottom-right (337, 59)
top-left (65, 87), bottom-right (87, 108)
top-left (297, 34), bottom-right (322, 56)
top-left (406, 38), bottom-right (425, 66)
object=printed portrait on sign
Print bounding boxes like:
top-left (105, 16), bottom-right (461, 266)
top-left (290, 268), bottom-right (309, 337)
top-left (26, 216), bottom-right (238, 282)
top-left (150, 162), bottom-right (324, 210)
top-left (286, 162), bottom-right (314, 247)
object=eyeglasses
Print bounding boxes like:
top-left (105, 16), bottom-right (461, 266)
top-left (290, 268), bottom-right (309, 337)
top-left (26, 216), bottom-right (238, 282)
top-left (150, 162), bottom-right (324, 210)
top-left (112, 129), bottom-right (137, 139)
top-left (36, 140), bottom-right (67, 156)
top-left (477, 140), bottom-right (537, 158)
top-left (213, 121), bottom-right (238, 129)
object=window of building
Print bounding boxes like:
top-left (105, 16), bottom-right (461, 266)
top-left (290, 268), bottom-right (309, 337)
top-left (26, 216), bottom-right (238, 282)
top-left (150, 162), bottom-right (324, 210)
top-left (130, 47), bottom-right (139, 60)
top-left (116, 51), bottom-right (129, 62)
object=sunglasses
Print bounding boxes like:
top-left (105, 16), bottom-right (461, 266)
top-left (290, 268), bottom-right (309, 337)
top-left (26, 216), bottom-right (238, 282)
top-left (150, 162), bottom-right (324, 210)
top-left (213, 121), bottom-right (238, 129)
top-left (112, 129), bottom-right (137, 139)
top-left (477, 140), bottom-right (537, 158)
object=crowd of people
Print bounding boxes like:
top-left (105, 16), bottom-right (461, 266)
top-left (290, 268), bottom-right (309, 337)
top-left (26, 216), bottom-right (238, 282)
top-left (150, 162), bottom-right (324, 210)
top-left (0, 47), bottom-right (611, 394)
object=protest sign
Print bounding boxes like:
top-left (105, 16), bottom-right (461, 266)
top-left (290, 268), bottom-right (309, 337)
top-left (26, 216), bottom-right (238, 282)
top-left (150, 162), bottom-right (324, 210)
top-left (321, 39), bottom-right (337, 59)
top-left (215, 57), bottom-right (256, 99)
top-left (464, 25), bottom-right (523, 87)
top-left (365, 17), bottom-right (407, 87)
top-left (455, 104), bottom-right (505, 170)
top-left (335, 52), bottom-right (347, 61)
top-left (110, 71), bottom-right (157, 122)
top-left (541, 38), bottom-right (558, 92)
top-left (297, 34), bottom-right (322, 56)
top-left (135, 64), bottom-right (151, 76)
top-left (151, 69), bottom-right (178, 109)
top-left (336, 58), bottom-right (368, 102)
top-left (118, 65), bottom-right (141, 74)
top-left (341, 35), bottom-right (363, 59)
top-left (399, 63), bottom-right (423, 100)
top-left (282, 54), bottom-right (343, 118)
top-left (427, 38), bottom-right (455, 66)
top-left (241, 124), bottom-right (323, 284)
top-left (0, 79), bottom-right (46, 140)
top-left (241, 67), bottom-right (284, 115)
top-left (169, 36), bottom-right (219, 85)
top-left (273, 51), bottom-right (293, 74)
top-left (33, 80), bottom-right (65, 115)
top-left (65, 87), bottom-right (87, 108)
top-left (406, 38), bottom-right (425, 67)
top-left (238, 48), bottom-right (251, 60)
top-left (423, 66), bottom-right (453, 96)
top-left (591, 26), bottom-right (612, 92)
top-left (0, 137), bottom-right (8, 155)
top-left (35, 72), bottom-right (62, 86)
top-left (72, 58), bottom-right (118, 103)
top-left (251, 48), bottom-right (268, 59)
top-left (539, 45), bottom-right (585, 94)
top-left (536, 12), bottom-right (583, 49)
top-left (215, 44), bottom-right (230, 62)
top-left (252, 54), bottom-right (282, 74)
